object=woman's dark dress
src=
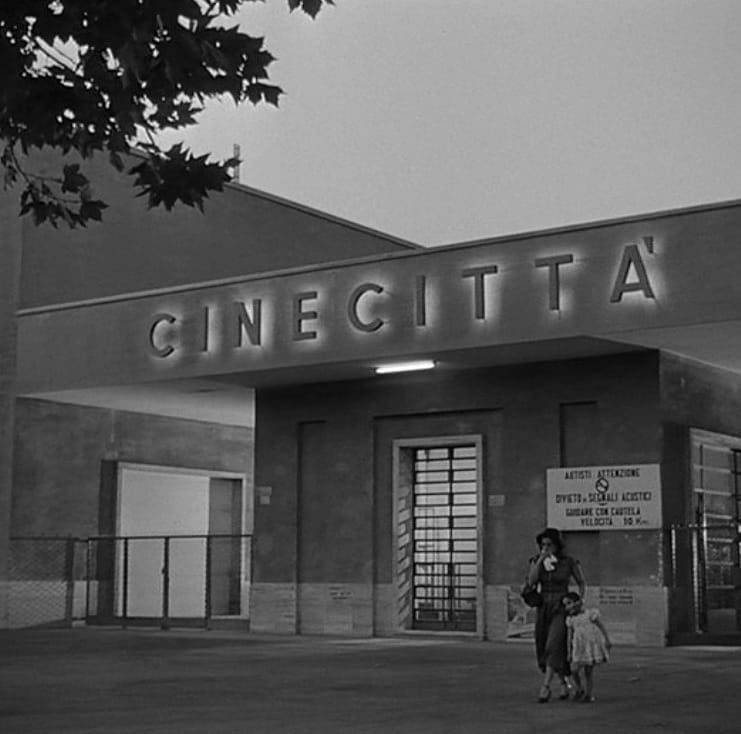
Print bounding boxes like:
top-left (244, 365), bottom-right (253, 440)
top-left (533, 555), bottom-right (579, 674)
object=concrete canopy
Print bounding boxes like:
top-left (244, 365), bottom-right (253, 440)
top-left (14, 197), bottom-right (741, 424)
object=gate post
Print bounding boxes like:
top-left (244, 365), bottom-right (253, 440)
top-left (122, 538), bottom-right (129, 628)
top-left (161, 537), bottom-right (170, 630)
top-left (85, 539), bottom-right (92, 622)
top-left (64, 537), bottom-right (75, 625)
top-left (204, 535), bottom-right (212, 629)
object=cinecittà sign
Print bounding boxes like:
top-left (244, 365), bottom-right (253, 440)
top-left (147, 241), bottom-right (658, 359)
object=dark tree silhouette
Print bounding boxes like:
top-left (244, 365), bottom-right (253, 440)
top-left (0, 0), bottom-right (333, 227)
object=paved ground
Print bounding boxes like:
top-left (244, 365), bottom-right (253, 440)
top-left (1, 628), bottom-right (739, 734)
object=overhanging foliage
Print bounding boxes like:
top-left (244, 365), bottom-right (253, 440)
top-left (0, 0), bottom-right (333, 227)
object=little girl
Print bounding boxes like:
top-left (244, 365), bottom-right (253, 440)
top-left (562, 591), bottom-right (612, 702)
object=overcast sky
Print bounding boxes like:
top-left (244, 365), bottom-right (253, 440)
top-left (169, 0), bottom-right (741, 246)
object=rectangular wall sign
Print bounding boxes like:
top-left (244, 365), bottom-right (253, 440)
top-left (546, 464), bottom-right (662, 530)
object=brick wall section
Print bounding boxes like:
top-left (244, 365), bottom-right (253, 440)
top-left (253, 351), bottom-right (663, 635)
top-left (661, 352), bottom-right (741, 438)
top-left (256, 352), bottom-right (661, 586)
top-left (0, 192), bottom-right (22, 625)
top-left (11, 399), bottom-right (252, 538)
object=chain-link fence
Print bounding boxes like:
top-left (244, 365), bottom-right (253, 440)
top-left (8, 537), bottom-right (85, 628)
top-left (667, 522), bottom-right (741, 636)
top-left (9, 527), bottom-right (739, 636)
top-left (9, 534), bottom-right (253, 630)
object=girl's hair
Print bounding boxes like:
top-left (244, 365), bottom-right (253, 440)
top-left (535, 527), bottom-right (565, 556)
top-left (563, 591), bottom-right (581, 603)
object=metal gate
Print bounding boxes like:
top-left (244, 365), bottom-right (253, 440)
top-left (668, 521), bottom-right (741, 636)
top-left (84, 534), bottom-right (252, 628)
top-left (7, 534), bottom-right (252, 630)
top-left (688, 432), bottom-right (741, 635)
top-left (412, 445), bottom-right (478, 631)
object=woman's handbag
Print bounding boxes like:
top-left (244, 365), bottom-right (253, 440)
top-left (520, 581), bottom-right (543, 608)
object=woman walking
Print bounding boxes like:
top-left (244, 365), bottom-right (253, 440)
top-left (526, 527), bottom-right (585, 702)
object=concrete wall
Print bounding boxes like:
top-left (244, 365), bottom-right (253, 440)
top-left (11, 399), bottom-right (252, 538)
top-left (19, 151), bottom-right (417, 310)
top-left (252, 352), bottom-right (664, 641)
top-left (661, 353), bottom-right (741, 438)
top-left (0, 191), bottom-right (23, 626)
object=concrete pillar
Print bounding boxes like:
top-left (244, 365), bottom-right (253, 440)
top-left (0, 189), bottom-right (22, 627)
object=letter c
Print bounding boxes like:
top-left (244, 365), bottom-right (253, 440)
top-left (348, 283), bottom-right (384, 332)
top-left (149, 313), bottom-right (177, 357)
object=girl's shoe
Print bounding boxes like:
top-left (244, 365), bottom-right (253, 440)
top-left (537, 685), bottom-right (551, 703)
top-left (558, 682), bottom-right (572, 700)
top-left (572, 688), bottom-right (585, 701)
top-left (581, 695), bottom-right (595, 703)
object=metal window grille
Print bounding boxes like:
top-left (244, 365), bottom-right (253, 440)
top-left (412, 445), bottom-right (478, 632)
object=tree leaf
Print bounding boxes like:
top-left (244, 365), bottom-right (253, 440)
top-left (61, 164), bottom-right (89, 193)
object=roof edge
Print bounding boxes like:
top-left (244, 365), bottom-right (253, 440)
top-left (436, 197), bottom-right (741, 250)
top-left (17, 196), bottom-right (741, 317)
top-left (223, 179), bottom-right (423, 251)
top-left (127, 146), bottom-right (422, 251)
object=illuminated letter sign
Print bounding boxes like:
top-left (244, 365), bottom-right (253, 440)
top-left (145, 233), bottom-right (665, 364)
top-left (348, 283), bottom-right (384, 332)
top-left (415, 275), bottom-right (427, 327)
top-left (534, 254), bottom-right (574, 311)
top-left (231, 300), bottom-right (262, 347)
top-left (461, 265), bottom-right (498, 320)
top-left (199, 306), bottom-right (210, 352)
top-left (293, 291), bottom-right (318, 341)
top-left (610, 244), bottom-right (655, 303)
top-left (149, 313), bottom-right (177, 358)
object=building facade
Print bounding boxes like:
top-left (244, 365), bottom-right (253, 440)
top-left (2, 156), bottom-right (741, 644)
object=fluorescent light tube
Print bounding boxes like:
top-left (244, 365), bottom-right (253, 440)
top-left (375, 360), bottom-right (436, 374)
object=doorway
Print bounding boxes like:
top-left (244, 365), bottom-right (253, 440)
top-left (110, 463), bottom-right (248, 623)
top-left (393, 436), bottom-right (484, 635)
top-left (690, 430), bottom-right (741, 635)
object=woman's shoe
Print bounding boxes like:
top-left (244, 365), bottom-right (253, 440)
top-left (572, 688), bottom-right (585, 701)
top-left (537, 685), bottom-right (551, 703)
top-left (558, 682), bottom-right (572, 700)
top-left (581, 695), bottom-right (595, 703)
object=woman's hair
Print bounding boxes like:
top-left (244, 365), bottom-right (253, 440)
top-left (535, 527), bottom-right (565, 555)
top-left (563, 591), bottom-right (581, 603)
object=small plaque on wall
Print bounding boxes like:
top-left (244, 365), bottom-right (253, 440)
top-left (256, 485), bottom-right (272, 505)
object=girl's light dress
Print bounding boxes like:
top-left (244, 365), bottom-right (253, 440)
top-left (566, 609), bottom-right (609, 665)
